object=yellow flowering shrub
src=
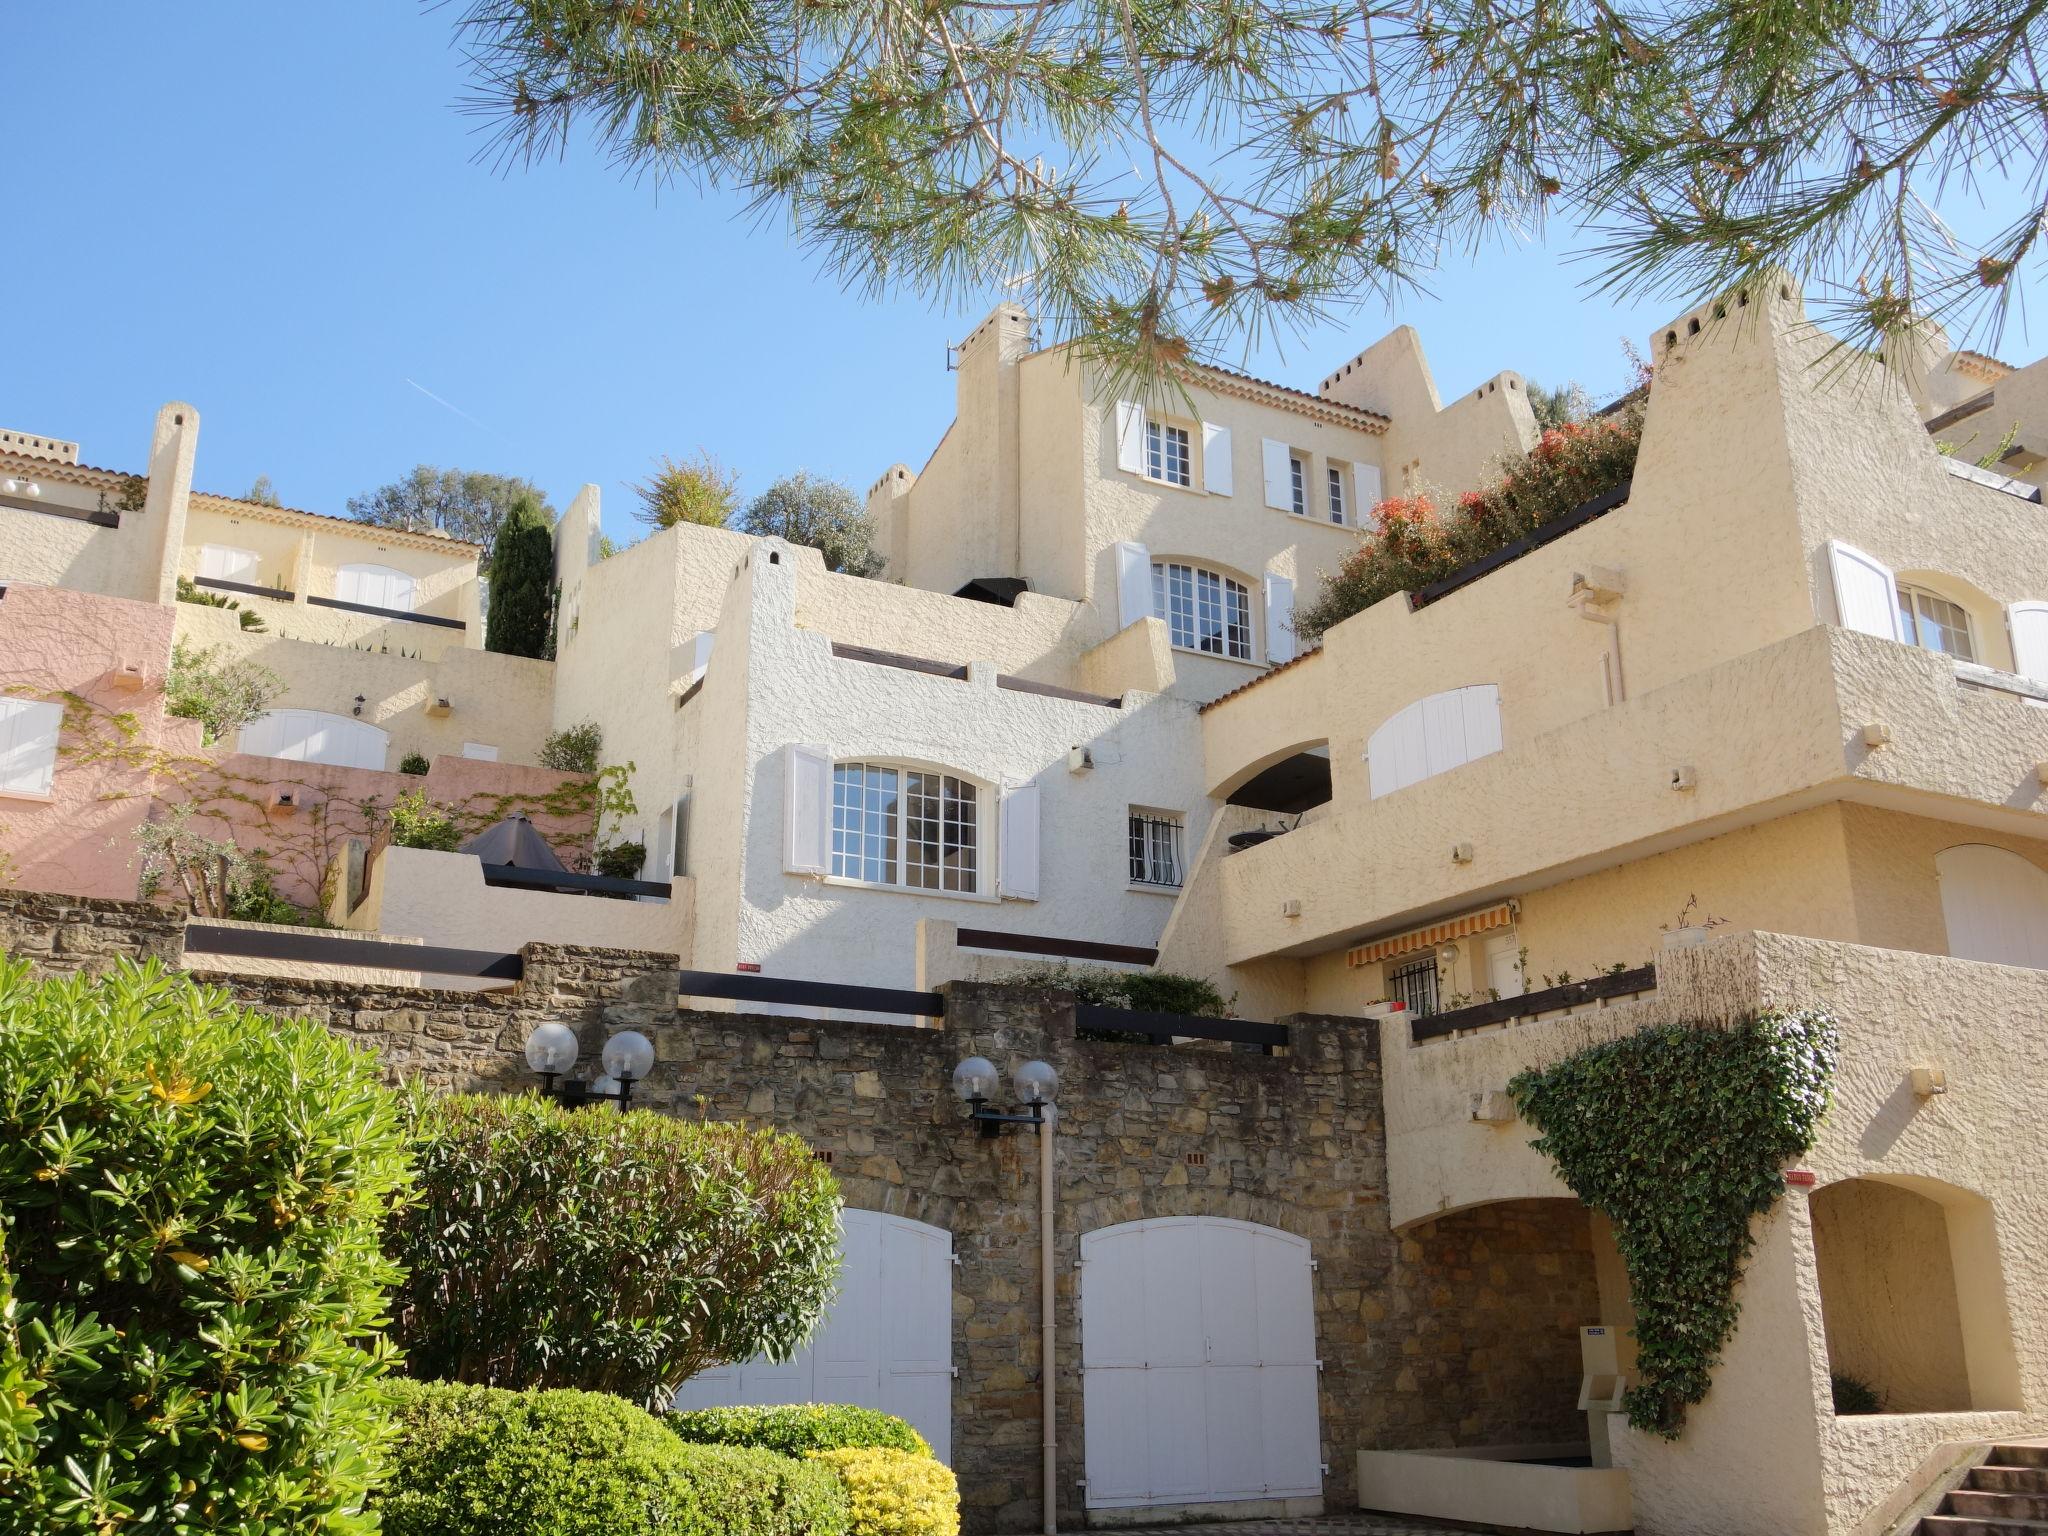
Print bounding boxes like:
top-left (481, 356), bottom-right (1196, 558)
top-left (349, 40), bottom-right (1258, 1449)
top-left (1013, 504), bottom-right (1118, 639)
top-left (807, 1446), bottom-right (960, 1536)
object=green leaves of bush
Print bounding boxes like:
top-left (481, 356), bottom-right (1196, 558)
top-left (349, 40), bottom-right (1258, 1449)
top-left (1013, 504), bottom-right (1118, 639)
top-left (1508, 1010), bottom-right (1838, 1437)
top-left (388, 1095), bottom-right (842, 1407)
top-left (669, 1404), bottom-right (931, 1459)
top-left (375, 1379), bottom-right (850, 1536)
top-left (0, 960), bottom-right (412, 1534)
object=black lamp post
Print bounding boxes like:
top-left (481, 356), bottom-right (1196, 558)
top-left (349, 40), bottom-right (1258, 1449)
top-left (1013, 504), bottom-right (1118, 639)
top-left (523, 1023), bottom-right (655, 1109)
top-left (951, 1055), bottom-right (1059, 1137)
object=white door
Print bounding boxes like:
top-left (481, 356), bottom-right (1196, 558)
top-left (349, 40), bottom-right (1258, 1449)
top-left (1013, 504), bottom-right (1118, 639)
top-left (1080, 1216), bottom-right (1321, 1511)
top-left (672, 1210), bottom-right (954, 1462)
top-left (1937, 844), bottom-right (2048, 969)
top-left (1485, 931), bottom-right (1524, 998)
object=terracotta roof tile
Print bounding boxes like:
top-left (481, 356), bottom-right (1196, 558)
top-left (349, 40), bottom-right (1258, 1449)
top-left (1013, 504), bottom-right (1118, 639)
top-left (1198, 645), bottom-right (1323, 713)
top-left (189, 491), bottom-right (485, 553)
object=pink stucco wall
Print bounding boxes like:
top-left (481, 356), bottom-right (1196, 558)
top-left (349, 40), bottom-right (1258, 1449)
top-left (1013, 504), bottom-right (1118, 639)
top-left (0, 583), bottom-right (591, 910)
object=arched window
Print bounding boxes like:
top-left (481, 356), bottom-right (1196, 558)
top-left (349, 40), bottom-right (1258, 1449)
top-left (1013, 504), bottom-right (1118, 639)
top-left (1897, 584), bottom-right (1977, 661)
top-left (831, 761), bottom-right (983, 892)
top-left (238, 710), bottom-right (389, 771)
top-left (1367, 684), bottom-right (1503, 799)
top-left (1936, 844), bottom-right (2048, 969)
top-left (1150, 561), bottom-right (1252, 661)
top-left (334, 563), bottom-right (416, 613)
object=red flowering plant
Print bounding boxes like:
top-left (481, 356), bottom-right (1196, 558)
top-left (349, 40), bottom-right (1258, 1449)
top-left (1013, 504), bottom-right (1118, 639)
top-left (1297, 396), bottom-right (1644, 642)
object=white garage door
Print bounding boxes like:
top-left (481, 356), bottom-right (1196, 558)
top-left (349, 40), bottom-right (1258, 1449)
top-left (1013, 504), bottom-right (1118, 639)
top-left (673, 1209), bottom-right (954, 1462)
top-left (237, 709), bottom-right (389, 771)
top-left (1081, 1216), bottom-right (1321, 1510)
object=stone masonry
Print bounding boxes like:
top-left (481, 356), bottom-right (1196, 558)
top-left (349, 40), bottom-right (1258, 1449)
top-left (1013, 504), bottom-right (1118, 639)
top-left (0, 892), bottom-right (1603, 1532)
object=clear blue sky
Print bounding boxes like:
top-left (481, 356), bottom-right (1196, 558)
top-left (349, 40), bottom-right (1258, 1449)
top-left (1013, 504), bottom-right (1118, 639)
top-left (3, 6), bottom-right (1764, 547)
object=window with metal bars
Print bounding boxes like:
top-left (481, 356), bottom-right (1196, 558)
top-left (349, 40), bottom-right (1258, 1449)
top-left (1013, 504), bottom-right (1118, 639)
top-left (1128, 812), bottom-right (1184, 887)
top-left (1146, 420), bottom-right (1191, 486)
top-left (1387, 956), bottom-right (1441, 1017)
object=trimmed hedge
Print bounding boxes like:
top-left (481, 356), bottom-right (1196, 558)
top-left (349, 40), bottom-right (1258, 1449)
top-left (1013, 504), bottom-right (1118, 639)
top-left (809, 1447), bottom-right (960, 1536)
top-left (375, 1379), bottom-right (850, 1536)
top-left (669, 1404), bottom-right (932, 1458)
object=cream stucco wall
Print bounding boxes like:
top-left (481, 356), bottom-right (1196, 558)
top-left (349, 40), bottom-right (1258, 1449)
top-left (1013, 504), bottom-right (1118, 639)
top-left (1319, 324), bottom-right (1536, 501)
top-left (1810, 1178), bottom-right (1973, 1413)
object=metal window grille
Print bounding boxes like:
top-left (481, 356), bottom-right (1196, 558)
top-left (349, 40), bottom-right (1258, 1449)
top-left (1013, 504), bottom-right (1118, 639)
top-left (1128, 813), bottom-right (1184, 887)
top-left (1147, 421), bottom-right (1191, 486)
top-left (1388, 956), bottom-right (1441, 1017)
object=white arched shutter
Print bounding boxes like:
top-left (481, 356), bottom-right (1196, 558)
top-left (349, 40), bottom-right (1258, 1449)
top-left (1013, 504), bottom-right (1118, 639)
top-left (1115, 402), bottom-right (1146, 474)
top-left (2008, 602), bottom-right (2048, 685)
top-left (1000, 779), bottom-right (1040, 900)
top-left (342, 718), bottom-right (389, 770)
top-left (1368, 684), bottom-right (1502, 798)
top-left (1114, 542), bottom-right (1152, 630)
top-left (783, 744), bottom-right (832, 875)
top-left (1261, 438), bottom-right (1292, 510)
top-left (1938, 844), bottom-right (2048, 969)
top-left (1201, 423), bottom-right (1233, 495)
top-left (1827, 540), bottom-right (1902, 639)
top-left (1263, 573), bottom-right (1296, 664)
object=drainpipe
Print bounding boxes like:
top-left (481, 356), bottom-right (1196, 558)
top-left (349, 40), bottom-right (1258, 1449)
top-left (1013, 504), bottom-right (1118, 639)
top-left (1041, 1104), bottom-right (1058, 1536)
top-left (1568, 567), bottom-right (1628, 704)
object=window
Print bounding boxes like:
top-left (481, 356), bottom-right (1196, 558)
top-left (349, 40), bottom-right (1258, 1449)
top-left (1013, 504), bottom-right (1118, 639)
top-left (1289, 453), bottom-right (1307, 516)
top-left (831, 762), bottom-right (980, 892)
top-left (1898, 585), bottom-right (1976, 661)
top-left (1150, 562), bottom-right (1253, 660)
top-left (0, 697), bottom-right (63, 798)
top-left (1387, 956), bottom-right (1440, 1017)
top-left (197, 544), bottom-right (261, 585)
top-left (1129, 812), bottom-right (1184, 888)
top-left (335, 563), bottom-right (416, 613)
top-left (1146, 421), bottom-right (1191, 487)
top-left (1326, 465), bottom-right (1347, 525)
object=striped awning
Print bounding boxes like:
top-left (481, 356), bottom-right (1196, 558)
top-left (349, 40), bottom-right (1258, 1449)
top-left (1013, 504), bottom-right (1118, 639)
top-left (1346, 902), bottom-right (1516, 968)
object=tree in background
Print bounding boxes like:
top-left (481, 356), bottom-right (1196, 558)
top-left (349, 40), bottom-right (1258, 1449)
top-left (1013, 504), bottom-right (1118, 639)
top-left (484, 491), bottom-right (555, 657)
top-left (454, 0), bottom-right (2046, 385)
top-left (349, 465), bottom-right (554, 548)
top-left (633, 451), bottom-right (740, 530)
top-left (244, 474), bottom-right (282, 507)
top-left (1526, 381), bottom-right (1595, 433)
top-left (735, 472), bottom-right (882, 577)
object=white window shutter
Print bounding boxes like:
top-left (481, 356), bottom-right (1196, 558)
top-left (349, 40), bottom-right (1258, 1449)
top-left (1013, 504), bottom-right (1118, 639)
top-left (1263, 573), bottom-right (1296, 664)
top-left (0, 698), bottom-right (62, 796)
top-left (784, 744), bottom-right (833, 875)
top-left (1202, 423), bottom-right (1234, 495)
top-left (1114, 541), bottom-right (1153, 629)
top-left (1115, 401), bottom-right (1146, 475)
top-left (462, 742), bottom-right (499, 762)
top-left (1261, 438), bottom-right (1292, 510)
top-left (1000, 779), bottom-right (1041, 900)
top-left (346, 720), bottom-right (390, 771)
top-left (2009, 602), bottom-right (2048, 684)
top-left (1355, 462), bottom-right (1383, 514)
top-left (1827, 540), bottom-right (1902, 639)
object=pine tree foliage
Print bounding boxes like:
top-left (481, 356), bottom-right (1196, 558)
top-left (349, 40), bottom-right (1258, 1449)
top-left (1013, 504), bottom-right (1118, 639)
top-left (485, 492), bottom-right (556, 657)
top-left (453, 0), bottom-right (2046, 384)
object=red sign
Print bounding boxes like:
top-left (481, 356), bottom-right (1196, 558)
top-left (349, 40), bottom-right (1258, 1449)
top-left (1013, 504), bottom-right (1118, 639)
top-left (736, 962), bottom-right (762, 974)
top-left (1785, 1169), bottom-right (1817, 1187)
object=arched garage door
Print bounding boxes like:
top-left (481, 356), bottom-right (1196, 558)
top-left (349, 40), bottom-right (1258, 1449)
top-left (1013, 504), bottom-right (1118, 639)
top-left (672, 1210), bottom-right (953, 1461)
top-left (1080, 1216), bottom-right (1321, 1511)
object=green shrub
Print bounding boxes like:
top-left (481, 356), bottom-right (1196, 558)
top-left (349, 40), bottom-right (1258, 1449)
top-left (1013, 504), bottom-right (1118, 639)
top-left (596, 840), bottom-right (648, 879)
top-left (999, 961), bottom-right (1231, 1042)
top-left (0, 960), bottom-right (412, 1533)
top-left (389, 788), bottom-right (463, 851)
top-left (1831, 1371), bottom-right (1882, 1415)
top-left (389, 1095), bottom-right (842, 1405)
top-left (670, 1404), bottom-right (931, 1459)
top-left (808, 1446), bottom-right (959, 1536)
top-left (376, 1379), bottom-right (849, 1536)
top-left (398, 750), bottom-right (431, 776)
top-left (164, 638), bottom-right (283, 745)
top-left (226, 857), bottom-right (331, 927)
top-left (539, 720), bottom-right (603, 774)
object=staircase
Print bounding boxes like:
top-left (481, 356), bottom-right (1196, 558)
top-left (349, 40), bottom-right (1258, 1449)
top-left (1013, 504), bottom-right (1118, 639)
top-left (1921, 1445), bottom-right (2048, 1536)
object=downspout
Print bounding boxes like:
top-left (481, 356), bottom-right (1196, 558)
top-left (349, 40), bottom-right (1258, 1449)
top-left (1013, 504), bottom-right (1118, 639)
top-left (1041, 1104), bottom-right (1058, 1536)
top-left (1568, 568), bottom-right (1628, 704)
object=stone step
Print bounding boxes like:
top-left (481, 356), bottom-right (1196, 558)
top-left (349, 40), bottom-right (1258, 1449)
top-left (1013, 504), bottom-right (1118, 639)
top-left (1973, 1469), bottom-right (2048, 1496)
top-left (1992, 1448), bottom-right (2048, 1471)
top-left (1919, 1515), bottom-right (2048, 1536)
top-left (1948, 1492), bottom-right (2048, 1523)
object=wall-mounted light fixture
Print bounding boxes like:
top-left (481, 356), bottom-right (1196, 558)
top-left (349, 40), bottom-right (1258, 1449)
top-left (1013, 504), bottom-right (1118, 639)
top-left (352, 694), bottom-right (366, 718)
top-left (1, 478), bottom-right (42, 497)
top-left (523, 1024), bottom-right (655, 1110)
top-left (952, 1055), bottom-right (1058, 1137)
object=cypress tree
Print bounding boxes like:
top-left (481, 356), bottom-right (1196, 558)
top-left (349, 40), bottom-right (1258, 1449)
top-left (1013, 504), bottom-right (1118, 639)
top-left (484, 492), bottom-right (554, 658)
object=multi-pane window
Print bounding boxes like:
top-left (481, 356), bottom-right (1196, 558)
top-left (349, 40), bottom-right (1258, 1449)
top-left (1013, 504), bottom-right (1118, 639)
top-left (1327, 465), bottom-right (1346, 525)
top-left (1150, 562), bottom-right (1253, 660)
top-left (1289, 453), bottom-right (1307, 516)
top-left (1128, 812), bottom-right (1185, 888)
top-left (1146, 421), bottom-right (1191, 486)
top-left (1897, 586), bottom-right (1976, 661)
top-left (1387, 956), bottom-right (1441, 1017)
top-left (831, 762), bottom-right (979, 892)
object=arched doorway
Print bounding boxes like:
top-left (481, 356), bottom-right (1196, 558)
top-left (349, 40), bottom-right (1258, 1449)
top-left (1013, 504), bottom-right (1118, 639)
top-left (1079, 1216), bottom-right (1321, 1512)
top-left (1937, 844), bottom-right (2048, 969)
top-left (672, 1209), bottom-right (954, 1460)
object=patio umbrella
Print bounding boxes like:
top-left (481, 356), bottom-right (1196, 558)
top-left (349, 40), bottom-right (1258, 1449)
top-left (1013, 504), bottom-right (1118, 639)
top-left (458, 813), bottom-right (567, 871)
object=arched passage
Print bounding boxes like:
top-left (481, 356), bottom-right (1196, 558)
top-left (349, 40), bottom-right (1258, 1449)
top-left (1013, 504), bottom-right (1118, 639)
top-left (1811, 1176), bottom-right (2020, 1413)
top-left (1079, 1216), bottom-right (1321, 1511)
top-left (1936, 844), bottom-right (2048, 969)
top-left (671, 1209), bottom-right (954, 1460)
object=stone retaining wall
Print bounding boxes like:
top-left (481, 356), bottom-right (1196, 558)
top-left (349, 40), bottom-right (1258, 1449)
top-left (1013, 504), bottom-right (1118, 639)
top-left (0, 890), bottom-right (1602, 1531)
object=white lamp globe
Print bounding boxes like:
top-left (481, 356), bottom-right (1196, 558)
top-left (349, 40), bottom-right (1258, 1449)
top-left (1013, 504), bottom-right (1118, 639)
top-left (600, 1030), bottom-right (656, 1082)
top-left (589, 1074), bottom-right (622, 1099)
top-left (524, 1022), bottom-right (579, 1075)
top-left (1014, 1059), bottom-right (1059, 1106)
top-left (952, 1056), bottom-right (999, 1102)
